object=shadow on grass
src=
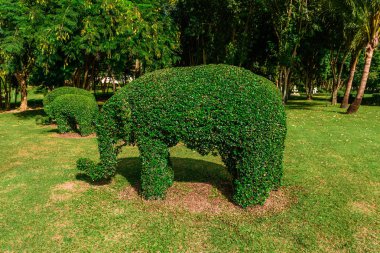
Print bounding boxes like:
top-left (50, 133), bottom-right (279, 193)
top-left (13, 109), bottom-right (46, 119)
top-left (77, 156), bottom-right (234, 201)
top-left (286, 101), bottom-right (327, 110)
top-left (11, 98), bottom-right (43, 110)
top-left (289, 95), bottom-right (331, 102)
top-left (45, 128), bottom-right (59, 133)
top-left (285, 94), bottom-right (336, 111)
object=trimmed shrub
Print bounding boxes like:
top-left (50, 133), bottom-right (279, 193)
top-left (50, 94), bottom-right (98, 136)
top-left (43, 87), bottom-right (95, 118)
top-left (371, 93), bottom-right (380, 106)
top-left (77, 64), bottom-right (287, 208)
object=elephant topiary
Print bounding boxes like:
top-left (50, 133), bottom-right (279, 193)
top-left (50, 94), bottom-right (98, 136)
top-left (77, 64), bottom-right (287, 207)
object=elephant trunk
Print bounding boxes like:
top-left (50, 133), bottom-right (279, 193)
top-left (77, 112), bottom-right (118, 181)
top-left (77, 93), bottom-right (132, 181)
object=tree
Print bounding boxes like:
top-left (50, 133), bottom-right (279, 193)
top-left (260, 0), bottom-right (326, 103)
top-left (341, 47), bottom-right (362, 108)
top-left (1, 0), bottom-right (180, 110)
top-left (37, 0), bottom-right (180, 91)
top-left (0, 0), bottom-right (45, 111)
top-left (347, 0), bottom-right (380, 113)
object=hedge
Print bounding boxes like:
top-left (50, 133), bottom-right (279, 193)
top-left (371, 93), bottom-right (380, 106)
top-left (78, 64), bottom-right (287, 208)
top-left (337, 91), bottom-right (353, 104)
top-left (50, 94), bottom-right (99, 136)
top-left (43, 87), bottom-right (95, 118)
top-left (338, 91), bottom-right (380, 106)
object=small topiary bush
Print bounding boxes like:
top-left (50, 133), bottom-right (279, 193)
top-left (43, 87), bottom-right (95, 118)
top-left (50, 94), bottom-right (98, 136)
top-left (77, 64), bottom-right (287, 208)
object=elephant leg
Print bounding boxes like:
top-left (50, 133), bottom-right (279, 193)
top-left (77, 117), bottom-right (93, 136)
top-left (68, 117), bottom-right (77, 132)
top-left (138, 136), bottom-right (174, 200)
top-left (232, 148), bottom-right (273, 208)
top-left (56, 116), bottom-right (71, 133)
top-left (220, 150), bottom-right (238, 179)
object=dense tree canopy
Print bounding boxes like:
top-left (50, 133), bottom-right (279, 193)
top-left (0, 0), bottom-right (379, 113)
top-left (0, 0), bottom-right (180, 110)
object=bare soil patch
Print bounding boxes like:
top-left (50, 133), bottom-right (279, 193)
top-left (1, 107), bottom-right (43, 114)
top-left (119, 182), bottom-right (295, 215)
top-left (51, 132), bottom-right (96, 139)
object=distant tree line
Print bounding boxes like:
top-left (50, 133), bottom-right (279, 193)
top-left (1, 0), bottom-right (379, 114)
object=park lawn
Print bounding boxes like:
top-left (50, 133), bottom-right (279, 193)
top-left (0, 97), bottom-right (379, 252)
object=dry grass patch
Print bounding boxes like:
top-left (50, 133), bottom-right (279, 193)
top-left (119, 182), bottom-right (295, 215)
top-left (50, 181), bottom-right (90, 202)
top-left (354, 227), bottom-right (380, 253)
top-left (9, 161), bottom-right (24, 167)
top-left (16, 148), bottom-right (32, 158)
top-left (0, 183), bottom-right (27, 194)
top-left (15, 144), bottom-right (50, 159)
top-left (350, 201), bottom-right (377, 215)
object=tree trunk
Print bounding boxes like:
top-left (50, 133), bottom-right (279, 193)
top-left (331, 88), bottom-right (338, 105)
top-left (0, 78), bottom-right (3, 110)
top-left (111, 73), bottom-right (116, 93)
top-left (72, 68), bottom-right (80, 88)
top-left (15, 73), bottom-right (28, 111)
top-left (14, 86), bottom-right (18, 108)
top-left (134, 59), bottom-right (142, 79)
top-left (4, 79), bottom-right (10, 111)
top-left (282, 68), bottom-right (291, 104)
top-left (278, 68), bottom-right (283, 91)
top-left (306, 76), bottom-right (313, 100)
top-left (347, 37), bottom-right (378, 114)
top-left (83, 64), bottom-right (89, 90)
top-left (19, 79), bottom-right (27, 111)
top-left (341, 51), bottom-right (360, 108)
top-left (88, 60), bottom-right (96, 91)
top-left (330, 49), bottom-right (349, 105)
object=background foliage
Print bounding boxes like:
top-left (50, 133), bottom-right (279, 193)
top-left (1, 0), bottom-right (379, 112)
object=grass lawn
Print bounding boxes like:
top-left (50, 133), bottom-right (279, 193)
top-left (0, 95), bottom-right (379, 252)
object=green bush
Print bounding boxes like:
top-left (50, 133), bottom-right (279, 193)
top-left (371, 93), bottom-right (380, 106)
top-left (77, 64), bottom-right (287, 208)
top-left (337, 92), bottom-right (380, 106)
top-left (50, 94), bottom-right (99, 136)
top-left (43, 87), bottom-right (95, 118)
top-left (337, 90), bottom-right (355, 104)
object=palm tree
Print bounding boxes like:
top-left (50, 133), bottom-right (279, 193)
top-left (340, 30), bottom-right (366, 109)
top-left (346, 0), bottom-right (380, 114)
